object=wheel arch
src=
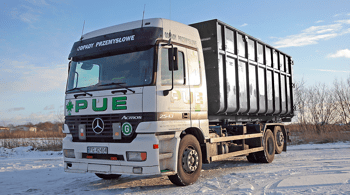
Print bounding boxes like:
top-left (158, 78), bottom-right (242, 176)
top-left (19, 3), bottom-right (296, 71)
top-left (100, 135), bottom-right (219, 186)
top-left (181, 127), bottom-right (205, 144)
top-left (181, 127), bottom-right (208, 163)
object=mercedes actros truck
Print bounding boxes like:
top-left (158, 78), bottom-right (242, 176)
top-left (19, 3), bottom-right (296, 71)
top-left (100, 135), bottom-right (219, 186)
top-left (62, 18), bottom-right (294, 186)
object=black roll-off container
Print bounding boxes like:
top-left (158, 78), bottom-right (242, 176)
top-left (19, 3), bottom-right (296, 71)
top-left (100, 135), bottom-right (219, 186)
top-left (190, 19), bottom-right (294, 123)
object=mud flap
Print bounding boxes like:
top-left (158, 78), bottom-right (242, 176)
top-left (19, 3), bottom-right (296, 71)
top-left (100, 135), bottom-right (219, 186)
top-left (283, 127), bottom-right (291, 152)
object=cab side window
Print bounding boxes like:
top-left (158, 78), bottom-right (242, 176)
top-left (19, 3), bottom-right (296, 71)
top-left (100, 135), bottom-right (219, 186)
top-left (187, 50), bottom-right (201, 86)
top-left (161, 48), bottom-right (185, 85)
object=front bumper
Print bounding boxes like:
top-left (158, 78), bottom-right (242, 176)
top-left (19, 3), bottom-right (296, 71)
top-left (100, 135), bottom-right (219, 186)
top-left (63, 133), bottom-right (178, 176)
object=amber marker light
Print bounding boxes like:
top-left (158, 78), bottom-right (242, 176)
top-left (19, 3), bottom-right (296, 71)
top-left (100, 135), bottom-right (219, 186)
top-left (141, 153), bottom-right (147, 161)
top-left (110, 157), bottom-right (118, 160)
top-left (86, 155), bottom-right (93, 159)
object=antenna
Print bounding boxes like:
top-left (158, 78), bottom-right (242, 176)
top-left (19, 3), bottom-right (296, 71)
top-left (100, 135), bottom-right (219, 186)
top-left (80, 20), bottom-right (85, 41)
top-left (169, 0), bottom-right (172, 43)
top-left (141, 4), bottom-right (146, 28)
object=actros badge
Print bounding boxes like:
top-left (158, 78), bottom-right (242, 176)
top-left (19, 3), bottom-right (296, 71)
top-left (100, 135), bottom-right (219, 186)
top-left (92, 118), bottom-right (105, 134)
top-left (121, 115), bottom-right (142, 120)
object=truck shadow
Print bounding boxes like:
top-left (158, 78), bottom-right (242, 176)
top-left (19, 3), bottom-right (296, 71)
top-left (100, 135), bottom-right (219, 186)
top-left (86, 156), bottom-right (258, 193)
top-left (87, 174), bottom-right (175, 193)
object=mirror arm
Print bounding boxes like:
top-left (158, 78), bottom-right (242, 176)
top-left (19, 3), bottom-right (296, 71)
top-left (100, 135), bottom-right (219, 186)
top-left (163, 65), bottom-right (174, 96)
top-left (75, 72), bottom-right (79, 88)
top-left (163, 44), bottom-right (174, 96)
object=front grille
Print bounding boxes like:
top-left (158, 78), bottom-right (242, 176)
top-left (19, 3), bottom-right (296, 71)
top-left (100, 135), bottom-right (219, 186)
top-left (65, 113), bottom-right (156, 143)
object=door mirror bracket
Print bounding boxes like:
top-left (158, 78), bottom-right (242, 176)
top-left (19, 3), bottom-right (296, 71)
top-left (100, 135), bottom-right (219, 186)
top-left (163, 46), bottom-right (179, 96)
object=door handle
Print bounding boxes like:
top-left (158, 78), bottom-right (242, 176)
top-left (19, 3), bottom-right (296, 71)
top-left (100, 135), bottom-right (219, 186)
top-left (182, 113), bottom-right (189, 119)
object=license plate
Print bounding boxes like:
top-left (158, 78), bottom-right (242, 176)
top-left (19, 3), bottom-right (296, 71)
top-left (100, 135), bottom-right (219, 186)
top-left (87, 146), bottom-right (108, 154)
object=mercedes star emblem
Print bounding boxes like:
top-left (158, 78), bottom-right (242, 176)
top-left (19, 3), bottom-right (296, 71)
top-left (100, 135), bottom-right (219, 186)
top-left (92, 118), bottom-right (104, 134)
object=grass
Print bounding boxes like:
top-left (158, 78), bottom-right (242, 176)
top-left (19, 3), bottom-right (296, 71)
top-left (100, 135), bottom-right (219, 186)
top-left (0, 138), bottom-right (63, 151)
top-left (0, 131), bottom-right (65, 151)
top-left (287, 124), bottom-right (350, 145)
top-left (0, 130), bottom-right (65, 139)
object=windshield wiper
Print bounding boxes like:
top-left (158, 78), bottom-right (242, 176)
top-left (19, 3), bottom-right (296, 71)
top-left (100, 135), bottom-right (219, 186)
top-left (67, 87), bottom-right (93, 99)
top-left (99, 82), bottom-right (135, 94)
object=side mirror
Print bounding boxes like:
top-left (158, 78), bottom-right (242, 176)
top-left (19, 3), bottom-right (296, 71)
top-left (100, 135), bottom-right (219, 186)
top-left (168, 47), bottom-right (178, 71)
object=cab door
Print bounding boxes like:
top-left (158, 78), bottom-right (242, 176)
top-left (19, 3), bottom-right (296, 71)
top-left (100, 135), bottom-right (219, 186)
top-left (156, 45), bottom-right (190, 131)
top-left (186, 48), bottom-right (203, 128)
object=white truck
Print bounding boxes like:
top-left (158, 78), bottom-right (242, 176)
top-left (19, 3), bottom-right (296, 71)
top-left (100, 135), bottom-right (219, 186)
top-left (63, 18), bottom-right (294, 186)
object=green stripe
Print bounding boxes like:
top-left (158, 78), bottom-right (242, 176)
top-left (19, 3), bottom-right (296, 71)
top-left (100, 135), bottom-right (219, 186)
top-left (161, 169), bottom-right (170, 173)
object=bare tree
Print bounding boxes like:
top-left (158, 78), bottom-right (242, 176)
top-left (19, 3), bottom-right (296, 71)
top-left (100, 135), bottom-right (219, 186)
top-left (333, 77), bottom-right (350, 124)
top-left (294, 78), bottom-right (307, 125)
top-left (307, 83), bottom-right (337, 134)
top-left (0, 120), bottom-right (7, 127)
top-left (55, 108), bottom-right (65, 124)
top-left (25, 122), bottom-right (34, 127)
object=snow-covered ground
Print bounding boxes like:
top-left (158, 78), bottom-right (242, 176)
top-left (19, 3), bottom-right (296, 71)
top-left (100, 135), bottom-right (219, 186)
top-left (1, 143), bottom-right (350, 194)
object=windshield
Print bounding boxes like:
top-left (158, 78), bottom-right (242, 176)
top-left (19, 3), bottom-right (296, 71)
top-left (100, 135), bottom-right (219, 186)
top-left (66, 48), bottom-right (154, 91)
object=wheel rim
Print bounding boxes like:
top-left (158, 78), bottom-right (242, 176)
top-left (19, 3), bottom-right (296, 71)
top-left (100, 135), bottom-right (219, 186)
top-left (276, 131), bottom-right (284, 146)
top-left (182, 147), bottom-right (199, 173)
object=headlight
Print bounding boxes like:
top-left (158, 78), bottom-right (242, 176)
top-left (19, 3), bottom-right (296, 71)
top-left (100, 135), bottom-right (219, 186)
top-left (126, 152), bottom-right (147, 161)
top-left (63, 149), bottom-right (75, 158)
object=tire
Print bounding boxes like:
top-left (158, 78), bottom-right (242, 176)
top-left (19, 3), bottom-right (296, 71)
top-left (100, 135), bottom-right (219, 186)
top-left (168, 134), bottom-right (202, 186)
top-left (274, 126), bottom-right (284, 154)
top-left (95, 173), bottom-right (121, 180)
top-left (246, 152), bottom-right (258, 163)
top-left (254, 129), bottom-right (275, 163)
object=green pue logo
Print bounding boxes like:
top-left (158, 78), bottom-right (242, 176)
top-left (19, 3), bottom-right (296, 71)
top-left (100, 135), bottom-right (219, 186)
top-left (66, 100), bottom-right (74, 115)
top-left (65, 96), bottom-right (127, 114)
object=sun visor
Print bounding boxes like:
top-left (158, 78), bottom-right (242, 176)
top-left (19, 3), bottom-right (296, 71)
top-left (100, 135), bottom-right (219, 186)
top-left (68, 27), bottom-right (163, 61)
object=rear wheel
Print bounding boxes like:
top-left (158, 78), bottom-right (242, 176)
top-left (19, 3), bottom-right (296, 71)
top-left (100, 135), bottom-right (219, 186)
top-left (253, 129), bottom-right (275, 163)
top-left (95, 173), bottom-right (121, 180)
top-left (274, 126), bottom-right (284, 154)
top-left (168, 134), bottom-right (202, 186)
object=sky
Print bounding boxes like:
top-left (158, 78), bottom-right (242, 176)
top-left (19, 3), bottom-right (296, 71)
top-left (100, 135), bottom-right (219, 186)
top-left (0, 0), bottom-right (349, 125)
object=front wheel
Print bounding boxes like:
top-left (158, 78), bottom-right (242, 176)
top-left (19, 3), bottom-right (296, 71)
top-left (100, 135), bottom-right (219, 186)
top-left (168, 134), bottom-right (202, 186)
top-left (95, 173), bottom-right (121, 180)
